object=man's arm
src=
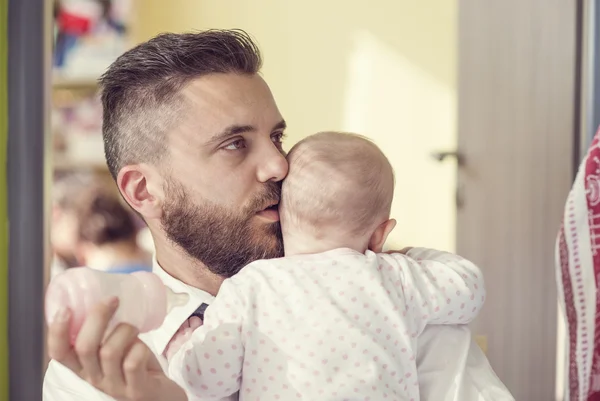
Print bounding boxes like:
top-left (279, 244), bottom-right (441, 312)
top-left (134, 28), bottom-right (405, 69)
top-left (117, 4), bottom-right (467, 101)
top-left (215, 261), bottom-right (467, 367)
top-left (45, 298), bottom-right (187, 401)
top-left (44, 359), bottom-right (119, 401)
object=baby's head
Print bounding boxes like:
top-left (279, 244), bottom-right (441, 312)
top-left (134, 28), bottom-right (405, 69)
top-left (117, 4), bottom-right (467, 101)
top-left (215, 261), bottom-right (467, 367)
top-left (280, 132), bottom-right (396, 254)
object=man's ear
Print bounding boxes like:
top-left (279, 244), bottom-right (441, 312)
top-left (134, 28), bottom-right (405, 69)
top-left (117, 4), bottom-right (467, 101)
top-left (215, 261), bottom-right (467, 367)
top-left (368, 218), bottom-right (397, 253)
top-left (117, 164), bottom-right (164, 220)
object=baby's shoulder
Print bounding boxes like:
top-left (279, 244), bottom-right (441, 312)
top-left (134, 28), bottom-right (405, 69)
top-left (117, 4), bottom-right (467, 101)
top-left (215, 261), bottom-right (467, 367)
top-left (372, 250), bottom-right (412, 263)
top-left (245, 257), bottom-right (290, 271)
top-left (230, 257), bottom-right (291, 281)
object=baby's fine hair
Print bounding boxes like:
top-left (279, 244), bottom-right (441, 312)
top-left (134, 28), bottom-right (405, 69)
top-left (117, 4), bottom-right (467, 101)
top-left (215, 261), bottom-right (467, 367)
top-left (281, 131), bottom-right (395, 236)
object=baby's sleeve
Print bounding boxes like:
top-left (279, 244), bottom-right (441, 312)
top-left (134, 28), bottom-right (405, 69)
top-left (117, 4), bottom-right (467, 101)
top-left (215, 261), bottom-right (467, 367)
top-left (386, 247), bottom-right (486, 326)
top-left (167, 279), bottom-right (246, 401)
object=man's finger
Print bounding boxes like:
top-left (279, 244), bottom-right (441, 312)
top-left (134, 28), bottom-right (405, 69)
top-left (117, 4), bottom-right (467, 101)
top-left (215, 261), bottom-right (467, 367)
top-left (75, 297), bottom-right (119, 386)
top-left (47, 307), bottom-right (82, 374)
top-left (100, 323), bottom-right (139, 392)
top-left (122, 340), bottom-right (151, 399)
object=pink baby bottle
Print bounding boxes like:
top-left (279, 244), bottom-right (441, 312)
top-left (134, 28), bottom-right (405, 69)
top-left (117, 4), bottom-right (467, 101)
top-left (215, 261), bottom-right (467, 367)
top-left (45, 267), bottom-right (189, 343)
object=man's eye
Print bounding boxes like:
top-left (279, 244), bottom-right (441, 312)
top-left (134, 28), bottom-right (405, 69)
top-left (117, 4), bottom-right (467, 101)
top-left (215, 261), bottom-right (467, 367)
top-left (223, 139), bottom-right (246, 150)
top-left (271, 132), bottom-right (285, 144)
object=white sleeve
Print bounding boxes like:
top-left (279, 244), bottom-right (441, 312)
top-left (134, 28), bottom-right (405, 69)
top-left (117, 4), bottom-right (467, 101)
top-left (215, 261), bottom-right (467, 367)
top-left (168, 280), bottom-right (245, 401)
top-left (43, 360), bottom-right (118, 401)
top-left (417, 325), bottom-right (514, 401)
top-left (385, 247), bottom-right (486, 326)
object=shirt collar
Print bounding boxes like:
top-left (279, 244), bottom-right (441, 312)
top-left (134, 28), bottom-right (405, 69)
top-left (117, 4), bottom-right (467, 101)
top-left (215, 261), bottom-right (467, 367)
top-left (140, 257), bottom-right (215, 356)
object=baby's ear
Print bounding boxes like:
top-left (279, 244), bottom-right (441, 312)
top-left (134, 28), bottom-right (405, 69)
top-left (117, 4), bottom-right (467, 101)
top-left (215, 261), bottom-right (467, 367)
top-left (368, 218), bottom-right (397, 253)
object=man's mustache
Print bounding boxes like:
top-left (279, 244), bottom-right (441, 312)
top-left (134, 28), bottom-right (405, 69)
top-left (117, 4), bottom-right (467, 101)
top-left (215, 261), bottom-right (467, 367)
top-left (247, 181), bottom-right (282, 213)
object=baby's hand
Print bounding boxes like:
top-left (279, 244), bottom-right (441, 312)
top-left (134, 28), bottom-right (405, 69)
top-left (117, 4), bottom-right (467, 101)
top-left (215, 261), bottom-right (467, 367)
top-left (164, 316), bottom-right (203, 361)
top-left (385, 247), bottom-right (413, 255)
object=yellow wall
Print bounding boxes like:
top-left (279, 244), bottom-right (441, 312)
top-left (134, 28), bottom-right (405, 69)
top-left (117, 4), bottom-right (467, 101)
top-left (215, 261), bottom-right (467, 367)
top-left (133, 1), bottom-right (458, 251)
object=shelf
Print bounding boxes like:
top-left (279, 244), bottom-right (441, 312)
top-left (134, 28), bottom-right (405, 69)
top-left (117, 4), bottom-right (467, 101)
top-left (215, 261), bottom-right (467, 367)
top-left (53, 159), bottom-right (109, 173)
top-left (52, 77), bottom-right (99, 90)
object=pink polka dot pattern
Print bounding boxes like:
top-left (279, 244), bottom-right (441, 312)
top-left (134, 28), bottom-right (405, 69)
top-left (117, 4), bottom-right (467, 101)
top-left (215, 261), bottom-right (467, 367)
top-left (167, 247), bottom-right (485, 401)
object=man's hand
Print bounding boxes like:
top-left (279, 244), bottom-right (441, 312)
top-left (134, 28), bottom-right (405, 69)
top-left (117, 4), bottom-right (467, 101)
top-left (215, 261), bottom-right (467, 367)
top-left (47, 297), bottom-right (188, 401)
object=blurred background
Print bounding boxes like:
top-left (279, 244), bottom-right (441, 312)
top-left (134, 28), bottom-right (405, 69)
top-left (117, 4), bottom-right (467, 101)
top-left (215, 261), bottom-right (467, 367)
top-left (2, 0), bottom-right (600, 400)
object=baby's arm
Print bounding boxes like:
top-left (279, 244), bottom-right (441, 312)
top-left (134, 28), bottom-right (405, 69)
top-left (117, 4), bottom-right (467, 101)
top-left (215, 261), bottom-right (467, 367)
top-left (167, 280), bottom-right (245, 401)
top-left (385, 247), bottom-right (486, 326)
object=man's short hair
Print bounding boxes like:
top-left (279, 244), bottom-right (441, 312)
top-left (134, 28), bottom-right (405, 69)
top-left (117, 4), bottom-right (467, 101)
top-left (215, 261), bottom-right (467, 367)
top-left (100, 29), bottom-right (263, 180)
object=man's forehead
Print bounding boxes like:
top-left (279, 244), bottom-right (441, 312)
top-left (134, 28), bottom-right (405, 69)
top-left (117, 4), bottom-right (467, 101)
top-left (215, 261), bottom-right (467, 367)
top-left (170, 74), bottom-right (283, 144)
top-left (179, 74), bottom-right (280, 125)
top-left (181, 73), bottom-right (272, 108)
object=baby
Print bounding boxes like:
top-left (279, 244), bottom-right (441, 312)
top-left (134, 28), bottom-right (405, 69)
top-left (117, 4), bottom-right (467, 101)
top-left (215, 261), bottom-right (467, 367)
top-left (167, 132), bottom-right (486, 401)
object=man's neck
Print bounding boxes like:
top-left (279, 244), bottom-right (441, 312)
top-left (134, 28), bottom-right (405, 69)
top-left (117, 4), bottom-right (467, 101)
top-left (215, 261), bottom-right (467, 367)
top-left (153, 238), bottom-right (224, 296)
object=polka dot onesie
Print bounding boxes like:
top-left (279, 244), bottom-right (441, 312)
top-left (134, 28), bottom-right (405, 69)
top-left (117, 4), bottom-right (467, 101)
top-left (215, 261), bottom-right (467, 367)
top-left (168, 247), bottom-right (486, 401)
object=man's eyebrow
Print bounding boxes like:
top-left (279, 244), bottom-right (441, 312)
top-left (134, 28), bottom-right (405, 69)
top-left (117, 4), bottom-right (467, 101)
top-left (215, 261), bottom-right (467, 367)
top-left (208, 124), bottom-right (256, 144)
top-left (272, 120), bottom-right (287, 132)
top-left (208, 120), bottom-right (286, 145)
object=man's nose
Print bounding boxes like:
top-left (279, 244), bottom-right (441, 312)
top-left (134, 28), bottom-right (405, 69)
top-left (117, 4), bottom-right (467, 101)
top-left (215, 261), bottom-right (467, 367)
top-left (257, 146), bottom-right (289, 183)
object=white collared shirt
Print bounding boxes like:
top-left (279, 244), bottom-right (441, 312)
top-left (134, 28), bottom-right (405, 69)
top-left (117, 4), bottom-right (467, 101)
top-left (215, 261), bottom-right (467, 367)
top-left (43, 260), bottom-right (514, 401)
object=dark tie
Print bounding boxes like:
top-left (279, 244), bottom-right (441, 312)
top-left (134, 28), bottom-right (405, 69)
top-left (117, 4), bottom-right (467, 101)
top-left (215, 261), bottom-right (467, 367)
top-left (190, 302), bottom-right (209, 320)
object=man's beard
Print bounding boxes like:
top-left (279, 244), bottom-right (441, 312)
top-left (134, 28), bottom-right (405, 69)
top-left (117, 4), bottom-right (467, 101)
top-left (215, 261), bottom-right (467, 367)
top-left (161, 178), bottom-right (284, 278)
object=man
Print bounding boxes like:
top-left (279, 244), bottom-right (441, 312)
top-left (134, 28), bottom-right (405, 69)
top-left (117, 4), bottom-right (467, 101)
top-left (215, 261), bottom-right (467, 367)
top-left (44, 30), bottom-right (513, 400)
